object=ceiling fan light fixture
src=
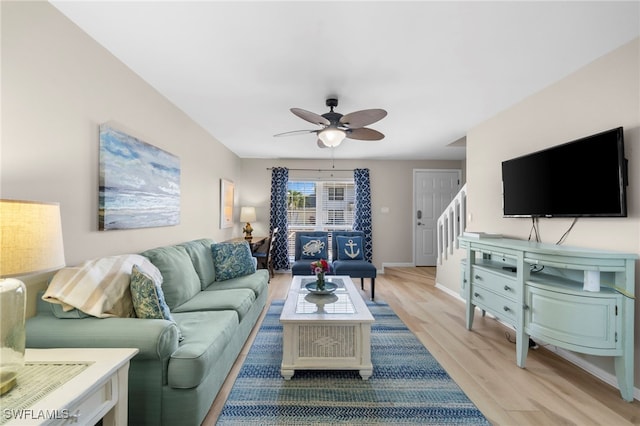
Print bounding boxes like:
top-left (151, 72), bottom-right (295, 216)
top-left (318, 128), bottom-right (345, 147)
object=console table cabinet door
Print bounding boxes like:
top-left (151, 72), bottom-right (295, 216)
top-left (525, 285), bottom-right (621, 354)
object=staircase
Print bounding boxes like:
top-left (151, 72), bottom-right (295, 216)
top-left (436, 184), bottom-right (467, 265)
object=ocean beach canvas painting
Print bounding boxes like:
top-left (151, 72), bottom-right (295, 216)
top-left (99, 124), bottom-right (180, 230)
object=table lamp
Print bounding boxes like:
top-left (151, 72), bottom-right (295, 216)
top-left (240, 207), bottom-right (256, 240)
top-left (0, 200), bottom-right (65, 394)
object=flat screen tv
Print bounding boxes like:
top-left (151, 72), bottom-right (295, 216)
top-left (502, 127), bottom-right (627, 217)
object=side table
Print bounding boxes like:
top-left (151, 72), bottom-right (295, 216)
top-left (223, 236), bottom-right (268, 253)
top-left (1, 348), bottom-right (138, 425)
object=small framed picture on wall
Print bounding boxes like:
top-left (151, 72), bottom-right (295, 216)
top-left (220, 178), bottom-right (234, 229)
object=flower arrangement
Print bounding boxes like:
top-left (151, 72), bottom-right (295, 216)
top-left (310, 259), bottom-right (330, 290)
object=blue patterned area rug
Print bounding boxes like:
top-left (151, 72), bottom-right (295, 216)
top-left (216, 300), bottom-right (490, 425)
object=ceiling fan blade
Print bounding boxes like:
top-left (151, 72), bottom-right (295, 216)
top-left (273, 129), bottom-right (318, 137)
top-left (291, 108), bottom-right (330, 126)
top-left (346, 127), bottom-right (385, 141)
top-left (339, 109), bottom-right (387, 128)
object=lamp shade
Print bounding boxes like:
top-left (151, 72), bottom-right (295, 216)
top-left (240, 206), bottom-right (257, 223)
top-left (318, 129), bottom-right (346, 147)
top-left (0, 200), bottom-right (66, 277)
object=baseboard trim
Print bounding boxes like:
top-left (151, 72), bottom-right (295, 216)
top-left (435, 281), bottom-right (639, 402)
top-left (543, 345), bottom-right (640, 402)
top-left (435, 281), bottom-right (462, 301)
top-left (380, 262), bottom-right (414, 273)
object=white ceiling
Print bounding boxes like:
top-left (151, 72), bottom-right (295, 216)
top-left (50, 1), bottom-right (639, 160)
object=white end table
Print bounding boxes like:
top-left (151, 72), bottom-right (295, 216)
top-left (1, 348), bottom-right (138, 425)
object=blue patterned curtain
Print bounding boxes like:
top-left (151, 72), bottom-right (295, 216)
top-left (353, 168), bottom-right (373, 262)
top-left (270, 167), bottom-right (290, 270)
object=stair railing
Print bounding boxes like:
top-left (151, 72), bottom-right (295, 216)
top-left (436, 183), bottom-right (467, 264)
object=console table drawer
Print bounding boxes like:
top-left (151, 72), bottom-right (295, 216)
top-left (471, 266), bottom-right (518, 301)
top-left (471, 287), bottom-right (517, 324)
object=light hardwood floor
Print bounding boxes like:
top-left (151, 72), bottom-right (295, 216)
top-left (203, 268), bottom-right (640, 425)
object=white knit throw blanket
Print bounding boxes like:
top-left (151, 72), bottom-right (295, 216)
top-left (43, 254), bottom-right (162, 318)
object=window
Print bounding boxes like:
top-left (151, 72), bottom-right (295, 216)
top-left (287, 181), bottom-right (316, 227)
top-left (327, 210), bottom-right (345, 225)
top-left (328, 187), bottom-right (345, 201)
top-left (287, 180), bottom-right (354, 259)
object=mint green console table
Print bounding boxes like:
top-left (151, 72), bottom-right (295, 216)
top-left (459, 236), bottom-right (637, 401)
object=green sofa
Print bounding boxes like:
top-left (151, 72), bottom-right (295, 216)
top-left (25, 238), bottom-right (269, 425)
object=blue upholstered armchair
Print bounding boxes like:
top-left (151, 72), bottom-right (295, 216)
top-left (291, 231), bottom-right (330, 276)
top-left (331, 231), bottom-right (377, 300)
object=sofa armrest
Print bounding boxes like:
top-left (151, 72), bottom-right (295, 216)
top-left (26, 315), bottom-right (179, 361)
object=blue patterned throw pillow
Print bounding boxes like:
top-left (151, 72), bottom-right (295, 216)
top-left (336, 236), bottom-right (364, 260)
top-left (211, 241), bottom-right (256, 281)
top-left (130, 265), bottom-right (174, 321)
top-left (300, 236), bottom-right (328, 259)
top-left (130, 265), bottom-right (183, 342)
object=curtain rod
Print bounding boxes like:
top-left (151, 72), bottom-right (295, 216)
top-left (266, 167), bottom-right (355, 172)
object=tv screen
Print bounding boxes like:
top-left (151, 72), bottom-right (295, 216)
top-left (502, 127), bottom-right (627, 217)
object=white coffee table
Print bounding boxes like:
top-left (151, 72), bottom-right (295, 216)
top-left (280, 275), bottom-right (374, 380)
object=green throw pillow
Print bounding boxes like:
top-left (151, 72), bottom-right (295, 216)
top-left (211, 241), bottom-right (256, 281)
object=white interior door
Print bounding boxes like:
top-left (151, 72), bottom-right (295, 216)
top-left (414, 170), bottom-right (460, 266)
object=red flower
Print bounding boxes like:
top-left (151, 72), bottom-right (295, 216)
top-left (310, 259), bottom-right (330, 274)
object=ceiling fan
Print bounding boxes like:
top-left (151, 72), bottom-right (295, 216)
top-left (274, 98), bottom-right (387, 148)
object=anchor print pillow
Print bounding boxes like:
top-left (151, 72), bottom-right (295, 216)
top-left (300, 236), bottom-right (328, 260)
top-left (336, 236), bottom-right (364, 260)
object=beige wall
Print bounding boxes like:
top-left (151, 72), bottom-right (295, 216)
top-left (1, 2), bottom-right (463, 316)
top-left (437, 38), bottom-right (640, 390)
top-left (1, 2), bottom-right (244, 312)
top-left (239, 158), bottom-right (463, 270)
